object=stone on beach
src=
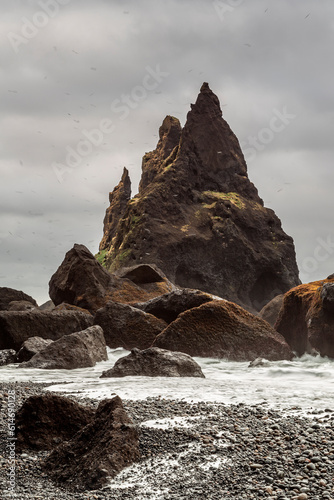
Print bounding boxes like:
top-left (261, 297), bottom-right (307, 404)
top-left (100, 347), bottom-right (205, 378)
top-left (21, 325), bottom-right (107, 369)
top-left (16, 336), bottom-right (54, 363)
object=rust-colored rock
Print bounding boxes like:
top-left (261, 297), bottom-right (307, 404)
top-left (94, 301), bottom-right (167, 349)
top-left (16, 395), bottom-right (95, 451)
top-left (153, 300), bottom-right (293, 361)
top-left (100, 83), bottom-right (300, 311)
top-left (43, 396), bottom-right (140, 491)
top-left (275, 276), bottom-right (334, 357)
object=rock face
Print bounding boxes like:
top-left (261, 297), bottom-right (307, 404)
top-left (275, 276), bottom-right (334, 357)
top-left (100, 347), bottom-right (205, 378)
top-left (49, 244), bottom-right (174, 313)
top-left (16, 395), bottom-right (95, 451)
top-left (21, 325), bottom-right (107, 369)
top-left (99, 83), bottom-right (300, 311)
top-left (258, 294), bottom-right (284, 327)
top-left (0, 349), bottom-right (16, 366)
top-left (0, 310), bottom-right (93, 351)
top-left (153, 300), bottom-right (293, 361)
top-left (0, 287), bottom-right (37, 311)
top-left (43, 396), bottom-right (140, 491)
top-left (16, 336), bottom-right (54, 363)
top-left (133, 288), bottom-right (215, 323)
top-left (99, 167), bottom-right (131, 252)
top-left (94, 301), bottom-right (167, 349)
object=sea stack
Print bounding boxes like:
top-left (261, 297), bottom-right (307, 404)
top-left (98, 83), bottom-right (300, 311)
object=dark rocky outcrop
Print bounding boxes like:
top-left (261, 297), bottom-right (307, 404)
top-left (133, 288), bottom-right (215, 323)
top-left (0, 310), bottom-right (93, 351)
top-left (100, 347), bottom-right (205, 378)
top-left (16, 395), bottom-right (95, 451)
top-left (43, 396), bottom-right (140, 491)
top-left (99, 167), bottom-right (131, 252)
top-left (0, 287), bottom-right (37, 311)
top-left (16, 336), bottom-right (54, 363)
top-left (49, 244), bottom-right (174, 313)
top-left (275, 276), bottom-right (334, 357)
top-left (153, 300), bottom-right (293, 361)
top-left (258, 294), bottom-right (284, 328)
top-left (99, 83), bottom-right (300, 312)
top-left (0, 349), bottom-right (17, 366)
top-left (21, 325), bottom-right (107, 369)
top-left (94, 301), bottom-right (167, 349)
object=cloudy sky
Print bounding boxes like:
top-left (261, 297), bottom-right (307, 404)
top-left (1, 0), bottom-right (333, 305)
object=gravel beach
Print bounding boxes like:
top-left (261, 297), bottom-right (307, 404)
top-left (0, 381), bottom-right (333, 500)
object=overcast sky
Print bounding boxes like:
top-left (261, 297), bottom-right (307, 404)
top-left (1, 0), bottom-right (333, 305)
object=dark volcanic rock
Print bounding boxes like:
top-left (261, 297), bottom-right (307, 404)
top-left (8, 300), bottom-right (36, 311)
top-left (0, 310), bottom-right (93, 351)
top-left (16, 394), bottom-right (95, 451)
top-left (153, 300), bottom-right (293, 361)
top-left (0, 287), bottom-right (37, 311)
top-left (101, 83), bottom-right (300, 312)
top-left (99, 167), bottom-right (131, 252)
top-left (100, 347), bottom-right (205, 378)
top-left (258, 294), bottom-right (284, 327)
top-left (94, 301), bottom-right (167, 349)
top-left (16, 336), bottom-right (54, 363)
top-left (133, 288), bottom-right (215, 323)
top-left (43, 396), bottom-right (140, 491)
top-left (0, 349), bottom-right (17, 366)
top-left (276, 276), bottom-right (334, 357)
top-left (21, 325), bottom-right (107, 369)
top-left (50, 244), bottom-right (175, 313)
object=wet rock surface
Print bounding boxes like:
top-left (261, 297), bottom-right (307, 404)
top-left (0, 382), bottom-right (334, 499)
top-left (100, 347), bottom-right (205, 378)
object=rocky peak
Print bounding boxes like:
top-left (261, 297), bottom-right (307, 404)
top-left (98, 84), bottom-right (300, 311)
top-left (99, 167), bottom-right (131, 251)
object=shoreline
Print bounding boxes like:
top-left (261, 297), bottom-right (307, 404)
top-left (0, 382), bottom-right (333, 500)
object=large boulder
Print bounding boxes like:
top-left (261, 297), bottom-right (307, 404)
top-left (100, 83), bottom-right (300, 312)
top-left (0, 310), bottom-right (93, 351)
top-left (94, 301), bottom-right (167, 349)
top-left (258, 294), bottom-right (284, 327)
top-left (16, 336), bottom-right (54, 363)
top-left (153, 300), bottom-right (293, 361)
top-left (0, 349), bottom-right (16, 366)
top-left (43, 396), bottom-right (140, 491)
top-left (16, 395), bottom-right (95, 451)
top-left (275, 276), bottom-right (334, 357)
top-left (133, 288), bottom-right (214, 323)
top-left (50, 244), bottom-right (175, 313)
top-left (0, 287), bottom-right (37, 311)
top-left (100, 347), bottom-right (205, 378)
top-left (21, 325), bottom-right (107, 369)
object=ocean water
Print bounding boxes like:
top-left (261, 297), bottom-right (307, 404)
top-left (1, 349), bottom-right (333, 415)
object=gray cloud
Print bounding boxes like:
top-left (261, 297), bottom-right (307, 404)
top-left (1, 0), bottom-right (333, 304)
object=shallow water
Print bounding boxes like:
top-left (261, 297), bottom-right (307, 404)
top-left (1, 349), bottom-right (333, 414)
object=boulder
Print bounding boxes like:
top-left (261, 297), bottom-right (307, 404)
top-left (101, 83), bottom-right (300, 312)
top-left (0, 349), bottom-right (17, 366)
top-left (8, 300), bottom-right (36, 311)
top-left (21, 325), bottom-right (107, 369)
top-left (258, 294), bottom-right (284, 327)
top-left (16, 394), bottom-right (95, 451)
top-left (100, 347), bottom-right (205, 378)
top-left (133, 288), bottom-right (215, 323)
top-left (43, 396), bottom-right (140, 491)
top-left (94, 301), bottom-right (167, 349)
top-left (53, 303), bottom-right (92, 315)
top-left (153, 300), bottom-right (293, 361)
top-left (0, 287), bottom-right (37, 311)
top-left (16, 336), bottom-right (54, 363)
top-left (0, 310), bottom-right (93, 351)
top-left (275, 277), bottom-right (334, 357)
top-left (38, 300), bottom-right (55, 311)
top-left (50, 244), bottom-right (175, 313)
